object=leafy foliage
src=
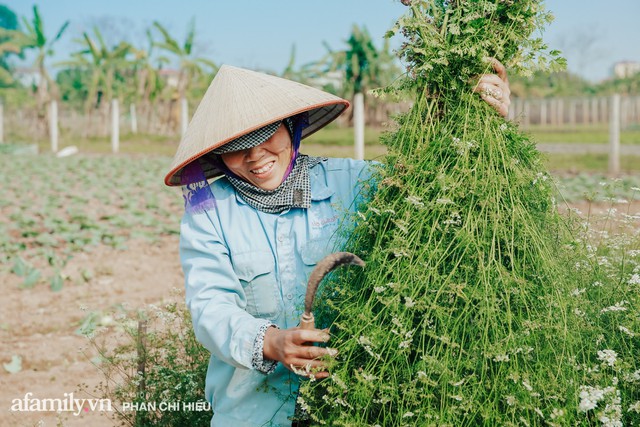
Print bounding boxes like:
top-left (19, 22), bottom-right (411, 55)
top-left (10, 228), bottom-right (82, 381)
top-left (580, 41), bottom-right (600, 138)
top-left (86, 300), bottom-right (211, 426)
top-left (300, 2), bottom-right (640, 425)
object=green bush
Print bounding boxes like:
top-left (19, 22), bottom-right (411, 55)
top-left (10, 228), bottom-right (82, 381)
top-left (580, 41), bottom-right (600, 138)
top-left (88, 299), bottom-right (211, 426)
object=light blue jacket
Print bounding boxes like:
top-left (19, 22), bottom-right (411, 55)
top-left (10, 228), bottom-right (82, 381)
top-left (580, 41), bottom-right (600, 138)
top-left (179, 158), bottom-right (371, 426)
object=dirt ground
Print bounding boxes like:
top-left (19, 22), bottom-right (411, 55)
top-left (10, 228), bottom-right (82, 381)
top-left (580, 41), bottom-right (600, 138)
top-left (1, 202), bottom-right (639, 427)
top-left (1, 236), bottom-right (183, 427)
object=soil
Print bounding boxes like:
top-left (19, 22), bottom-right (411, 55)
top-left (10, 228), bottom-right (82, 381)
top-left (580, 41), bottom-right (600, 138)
top-left (1, 236), bottom-right (183, 427)
top-left (1, 202), bottom-right (638, 427)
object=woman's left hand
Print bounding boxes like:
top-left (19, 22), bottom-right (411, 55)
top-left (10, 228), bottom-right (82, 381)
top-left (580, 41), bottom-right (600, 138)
top-left (474, 58), bottom-right (511, 118)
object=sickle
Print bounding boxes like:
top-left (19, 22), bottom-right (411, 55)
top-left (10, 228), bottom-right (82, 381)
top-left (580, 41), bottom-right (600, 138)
top-left (299, 251), bottom-right (365, 330)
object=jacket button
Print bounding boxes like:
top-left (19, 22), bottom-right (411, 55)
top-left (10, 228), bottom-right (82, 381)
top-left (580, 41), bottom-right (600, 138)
top-left (286, 293), bottom-right (293, 300)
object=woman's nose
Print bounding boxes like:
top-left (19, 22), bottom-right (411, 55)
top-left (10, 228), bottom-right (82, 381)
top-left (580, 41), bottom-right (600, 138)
top-left (245, 144), bottom-right (264, 161)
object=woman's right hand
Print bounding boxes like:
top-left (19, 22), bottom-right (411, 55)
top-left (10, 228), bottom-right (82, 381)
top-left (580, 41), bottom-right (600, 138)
top-left (263, 326), bottom-right (337, 379)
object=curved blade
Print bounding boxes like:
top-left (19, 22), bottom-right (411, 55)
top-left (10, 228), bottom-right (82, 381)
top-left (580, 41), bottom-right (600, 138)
top-left (304, 251), bottom-right (365, 315)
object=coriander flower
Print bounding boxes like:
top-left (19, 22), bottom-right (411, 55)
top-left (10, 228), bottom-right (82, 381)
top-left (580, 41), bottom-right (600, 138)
top-left (597, 349), bottom-right (618, 367)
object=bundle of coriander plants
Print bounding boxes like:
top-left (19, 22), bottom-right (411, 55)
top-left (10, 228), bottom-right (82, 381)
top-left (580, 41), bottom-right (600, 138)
top-left (300, 1), bottom-right (640, 425)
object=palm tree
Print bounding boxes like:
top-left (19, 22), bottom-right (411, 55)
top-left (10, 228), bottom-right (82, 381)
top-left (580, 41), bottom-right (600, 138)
top-left (0, 4), bottom-right (21, 86)
top-left (322, 25), bottom-right (395, 99)
top-left (152, 19), bottom-right (216, 131)
top-left (16, 5), bottom-right (69, 118)
top-left (320, 24), bottom-right (400, 158)
top-left (151, 19), bottom-right (216, 96)
top-left (61, 27), bottom-right (134, 136)
top-left (129, 29), bottom-right (165, 133)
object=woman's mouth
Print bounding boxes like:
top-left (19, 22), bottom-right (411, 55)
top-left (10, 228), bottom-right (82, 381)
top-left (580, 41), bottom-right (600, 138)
top-left (250, 161), bottom-right (275, 176)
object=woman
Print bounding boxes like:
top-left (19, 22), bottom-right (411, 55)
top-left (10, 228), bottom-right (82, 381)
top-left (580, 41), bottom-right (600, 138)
top-left (165, 63), bottom-right (510, 426)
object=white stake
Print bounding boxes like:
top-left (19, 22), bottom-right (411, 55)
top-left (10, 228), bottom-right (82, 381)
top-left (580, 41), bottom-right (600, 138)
top-left (181, 97), bottom-right (189, 138)
top-left (0, 103), bottom-right (3, 143)
top-left (111, 99), bottom-right (119, 153)
top-left (130, 103), bottom-right (138, 134)
top-left (609, 94), bottom-right (621, 176)
top-left (353, 92), bottom-right (365, 160)
top-left (50, 100), bottom-right (58, 153)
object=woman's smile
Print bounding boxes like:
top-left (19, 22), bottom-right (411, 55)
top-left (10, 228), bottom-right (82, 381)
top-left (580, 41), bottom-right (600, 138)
top-left (220, 124), bottom-right (293, 190)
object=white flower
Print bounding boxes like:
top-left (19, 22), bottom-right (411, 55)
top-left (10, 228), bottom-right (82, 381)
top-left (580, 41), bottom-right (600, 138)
top-left (618, 325), bottom-right (634, 337)
top-left (629, 274), bottom-right (640, 285)
top-left (500, 123), bottom-right (508, 131)
top-left (374, 285), bottom-right (386, 293)
top-left (402, 411), bottom-right (414, 418)
top-left (597, 349), bottom-right (618, 367)
top-left (404, 297), bottom-right (416, 308)
top-left (570, 288), bottom-right (586, 297)
top-left (601, 301), bottom-right (628, 313)
top-left (629, 401), bottom-right (640, 413)
top-left (406, 195), bottom-right (424, 207)
top-left (493, 354), bottom-right (510, 362)
top-left (550, 408), bottom-right (564, 419)
top-left (505, 395), bottom-right (516, 406)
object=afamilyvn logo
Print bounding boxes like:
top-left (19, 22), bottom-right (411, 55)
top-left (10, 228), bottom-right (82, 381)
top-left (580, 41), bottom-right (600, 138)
top-left (10, 392), bottom-right (112, 416)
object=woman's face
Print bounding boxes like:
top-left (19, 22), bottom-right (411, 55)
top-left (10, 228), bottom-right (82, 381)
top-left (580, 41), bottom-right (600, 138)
top-left (220, 124), bottom-right (293, 190)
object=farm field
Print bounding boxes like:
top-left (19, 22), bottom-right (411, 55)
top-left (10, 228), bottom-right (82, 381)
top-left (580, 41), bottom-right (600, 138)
top-left (1, 152), bottom-right (639, 426)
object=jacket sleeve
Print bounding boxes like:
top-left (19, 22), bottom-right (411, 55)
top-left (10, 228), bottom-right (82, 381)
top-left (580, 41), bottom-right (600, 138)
top-left (179, 210), bottom-right (269, 370)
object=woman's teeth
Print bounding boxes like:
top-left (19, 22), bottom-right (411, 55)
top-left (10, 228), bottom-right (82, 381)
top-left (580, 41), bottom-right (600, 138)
top-left (251, 161), bottom-right (274, 174)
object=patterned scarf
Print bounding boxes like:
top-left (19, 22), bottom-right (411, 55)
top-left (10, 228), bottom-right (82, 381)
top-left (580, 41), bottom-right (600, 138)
top-left (225, 155), bottom-right (325, 214)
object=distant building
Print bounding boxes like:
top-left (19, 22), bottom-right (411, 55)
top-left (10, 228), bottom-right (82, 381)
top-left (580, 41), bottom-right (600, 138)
top-left (158, 69), bottom-right (180, 88)
top-left (13, 67), bottom-right (41, 87)
top-left (612, 61), bottom-right (640, 79)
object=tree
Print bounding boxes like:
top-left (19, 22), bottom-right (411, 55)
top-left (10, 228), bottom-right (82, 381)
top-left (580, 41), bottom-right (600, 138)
top-left (60, 27), bottom-right (134, 135)
top-left (151, 18), bottom-right (216, 131)
top-left (152, 19), bottom-right (216, 100)
top-left (18, 5), bottom-right (68, 104)
top-left (320, 24), bottom-right (401, 123)
top-left (0, 4), bottom-right (20, 86)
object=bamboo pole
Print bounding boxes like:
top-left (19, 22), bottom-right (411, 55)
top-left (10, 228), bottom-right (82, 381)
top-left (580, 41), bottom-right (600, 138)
top-left (111, 99), bottom-right (119, 153)
top-left (130, 104), bottom-right (138, 134)
top-left (181, 97), bottom-right (189, 138)
top-left (540, 99), bottom-right (547, 126)
top-left (609, 94), bottom-right (621, 176)
top-left (354, 92), bottom-right (365, 160)
top-left (0, 103), bottom-right (3, 143)
top-left (50, 101), bottom-right (58, 153)
top-left (583, 98), bottom-right (590, 125)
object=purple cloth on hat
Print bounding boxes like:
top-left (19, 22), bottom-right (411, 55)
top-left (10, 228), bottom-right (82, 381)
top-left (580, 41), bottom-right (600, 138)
top-left (181, 162), bottom-right (216, 214)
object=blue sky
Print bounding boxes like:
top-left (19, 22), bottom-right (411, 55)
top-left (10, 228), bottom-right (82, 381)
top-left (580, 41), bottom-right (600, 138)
top-left (5, 0), bottom-right (640, 82)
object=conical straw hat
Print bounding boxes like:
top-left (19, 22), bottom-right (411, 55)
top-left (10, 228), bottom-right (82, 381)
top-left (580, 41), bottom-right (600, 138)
top-left (164, 65), bottom-right (350, 186)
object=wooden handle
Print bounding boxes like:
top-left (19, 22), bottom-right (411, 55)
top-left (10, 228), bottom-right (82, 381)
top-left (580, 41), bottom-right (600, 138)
top-left (300, 313), bottom-right (315, 330)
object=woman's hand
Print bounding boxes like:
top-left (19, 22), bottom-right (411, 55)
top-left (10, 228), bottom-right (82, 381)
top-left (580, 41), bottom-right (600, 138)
top-left (263, 326), bottom-right (337, 379)
top-left (474, 58), bottom-right (511, 118)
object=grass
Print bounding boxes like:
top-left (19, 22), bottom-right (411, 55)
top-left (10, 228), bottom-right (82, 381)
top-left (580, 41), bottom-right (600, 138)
top-left (6, 124), bottom-right (640, 173)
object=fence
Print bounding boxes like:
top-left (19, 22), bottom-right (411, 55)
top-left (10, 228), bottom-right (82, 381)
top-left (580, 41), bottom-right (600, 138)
top-left (508, 95), bottom-right (640, 128)
top-left (1, 94), bottom-right (638, 173)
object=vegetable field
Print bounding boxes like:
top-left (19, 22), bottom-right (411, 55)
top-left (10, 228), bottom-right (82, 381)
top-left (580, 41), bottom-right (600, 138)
top-left (1, 152), bottom-right (639, 426)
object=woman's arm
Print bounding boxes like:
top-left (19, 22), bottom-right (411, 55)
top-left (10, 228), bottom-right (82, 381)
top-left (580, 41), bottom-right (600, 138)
top-left (180, 211), bottom-right (269, 369)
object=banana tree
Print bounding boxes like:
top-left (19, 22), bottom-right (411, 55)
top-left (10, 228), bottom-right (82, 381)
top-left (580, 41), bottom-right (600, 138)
top-left (321, 24), bottom-right (400, 158)
top-left (152, 19), bottom-right (217, 131)
top-left (0, 4), bottom-right (21, 86)
top-left (152, 18), bottom-right (217, 97)
top-left (6, 5), bottom-right (68, 134)
top-left (127, 29), bottom-right (167, 133)
top-left (62, 27), bottom-right (134, 136)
